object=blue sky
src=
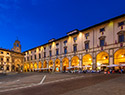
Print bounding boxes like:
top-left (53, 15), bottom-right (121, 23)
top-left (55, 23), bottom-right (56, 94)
top-left (0, 0), bottom-right (125, 52)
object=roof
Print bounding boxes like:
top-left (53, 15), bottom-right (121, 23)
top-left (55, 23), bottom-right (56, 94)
top-left (0, 48), bottom-right (24, 55)
top-left (23, 14), bottom-right (125, 53)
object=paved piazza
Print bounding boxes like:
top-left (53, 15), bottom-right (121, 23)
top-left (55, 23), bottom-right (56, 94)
top-left (0, 73), bottom-right (125, 95)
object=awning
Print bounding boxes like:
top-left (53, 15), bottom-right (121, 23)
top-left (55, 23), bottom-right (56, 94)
top-left (120, 64), bottom-right (125, 67)
top-left (107, 64), bottom-right (119, 67)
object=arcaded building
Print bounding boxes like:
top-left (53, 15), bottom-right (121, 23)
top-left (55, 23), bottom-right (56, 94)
top-left (0, 40), bottom-right (24, 73)
top-left (23, 14), bottom-right (125, 72)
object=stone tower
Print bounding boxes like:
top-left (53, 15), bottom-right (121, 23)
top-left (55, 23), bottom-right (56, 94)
top-left (13, 40), bottom-right (21, 53)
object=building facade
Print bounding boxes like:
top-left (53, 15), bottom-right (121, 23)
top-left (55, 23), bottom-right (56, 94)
top-left (23, 14), bottom-right (125, 72)
top-left (0, 40), bottom-right (24, 73)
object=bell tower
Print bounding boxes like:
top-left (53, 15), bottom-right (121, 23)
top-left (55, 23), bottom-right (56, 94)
top-left (13, 40), bottom-right (21, 53)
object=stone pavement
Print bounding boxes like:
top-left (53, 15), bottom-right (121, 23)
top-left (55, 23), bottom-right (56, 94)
top-left (61, 74), bottom-right (125, 95)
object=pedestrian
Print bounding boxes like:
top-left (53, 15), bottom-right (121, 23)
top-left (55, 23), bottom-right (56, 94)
top-left (108, 71), bottom-right (110, 74)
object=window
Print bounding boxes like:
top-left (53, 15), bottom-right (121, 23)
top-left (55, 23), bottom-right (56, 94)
top-left (39, 53), bottom-right (41, 59)
top-left (7, 58), bottom-right (9, 62)
top-left (31, 56), bottom-right (32, 60)
top-left (39, 48), bottom-right (41, 51)
top-left (100, 28), bottom-right (105, 35)
top-left (1, 58), bottom-right (3, 61)
top-left (100, 28), bottom-right (105, 32)
top-left (118, 21), bottom-right (125, 27)
top-left (100, 39), bottom-right (105, 47)
top-left (49, 45), bottom-right (52, 49)
top-left (17, 43), bottom-right (19, 47)
top-left (44, 52), bottom-right (46, 58)
top-left (44, 47), bottom-right (46, 51)
top-left (0, 65), bottom-right (3, 70)
top-left (34, 50), bottom-right (36, 53)
top-left (6, 65), bottom-right (9, 70)
top-left (1, 52), bottom-right (3, 54)
top-left (56, 43), bottom-right (59, 48)
top-left (73, 37), bottom-right (77, 42)
top-left (85, 33), bottom-right (89, 39)
top-left (34, 55), bottom-right (36, 60)
top-left (119, 34), bottom-right (124, 42)
top-left (7, 53), bottom-right (9, 55)
top-left (56, 49), bottom-right (59, 56)
top-left (85, 43), bottom-right (89, 50)
top-left (49, 51), bottom-right (52, 57)
top-left (64, 40), bottom-right (67, 45)
top-left (73, 45), bottom-right (77, 52)
top-left (64, 48), bottom-right (67, 54)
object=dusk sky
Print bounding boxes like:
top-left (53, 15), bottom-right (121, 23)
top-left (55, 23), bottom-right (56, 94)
top-left (0, 0), bottom-right (125, 52)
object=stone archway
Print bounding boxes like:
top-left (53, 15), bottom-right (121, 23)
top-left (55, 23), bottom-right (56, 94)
top-left (114, 49), bottom-right (125, 65)
top-left (49, 60), bottom-right (53, 72)
top-left (55, 59), bottom-right (60, 72)
top-left (62, 57), bottom-right (69, 72)
top-left (30, 62), bottom-right (34, 72)
top-left (14, 59), bottom-right (22, 72)
top-left (82, 54), bottom-right (92, 70)
top-left (38, 61), bottom-right (42, 71)
top-left (96, 51), bottom-right (109, 70)
top-left (71, 56), bottom-right (79, 67)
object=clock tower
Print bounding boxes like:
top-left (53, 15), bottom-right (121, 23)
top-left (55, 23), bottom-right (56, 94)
top-left (13, 40), bottom-right (21, 53)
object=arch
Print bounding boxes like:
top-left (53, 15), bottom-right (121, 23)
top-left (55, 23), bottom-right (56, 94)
top-left (23, 63), bottom-right (28, 72)
top-left (27, 63), bottom-right (30, 72)
top-left (114, 49), bottom-right (125, 65)
top-left (82, 54), bottom-right (92, 70)
top-left (71, 56), bottom-right (79, 67)
top-left (14, 58), bottom-right (21, 72)
top-left (55, 59), bottom-right (60, 72)
top-left (96, 51), bottom-right (109, 70)
top-left (30, 62), bottom-right (34, 71)
top-left (62, 57), bottom-right (69, 71)
top-left (49, 60), bottom-right (53, 72)
top-left (38, 61), bottom-right (42, 71)
top-left (43, 61), bottom-right (47, 68)
top-left (34, 62), bottom-right (37, 70)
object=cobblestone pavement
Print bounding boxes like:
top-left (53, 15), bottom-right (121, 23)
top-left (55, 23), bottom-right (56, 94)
top-left (0, 73), bottom-right (123, 95)
top-left (61, 74), bottom-right (125, 95)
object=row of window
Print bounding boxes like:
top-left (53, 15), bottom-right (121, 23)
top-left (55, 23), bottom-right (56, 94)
top-left (25, 34), bottom-right (125, 61)
top-left (26, 20), bottom-right (125, 56)
top-left (0, 58), bottom-right (9, 62)
top-left (0, 52), bottom-right (9, 55)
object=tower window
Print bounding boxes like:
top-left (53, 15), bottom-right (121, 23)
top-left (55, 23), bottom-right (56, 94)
top-left (17, 43), bottom-right (19, 47)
